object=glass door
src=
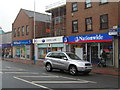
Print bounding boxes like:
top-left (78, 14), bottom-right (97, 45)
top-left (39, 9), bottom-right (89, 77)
top-left (91, 46), bottom-right (99, 64)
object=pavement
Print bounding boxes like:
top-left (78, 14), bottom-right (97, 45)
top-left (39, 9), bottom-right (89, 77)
top-left (92, 65), bottom-right (120, 75)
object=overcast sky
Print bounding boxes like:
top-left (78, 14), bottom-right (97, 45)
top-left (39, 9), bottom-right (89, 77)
top-left (0, 0), bottom-right (62, 32)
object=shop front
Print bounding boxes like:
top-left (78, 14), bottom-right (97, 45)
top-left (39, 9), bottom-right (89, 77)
top-left (12, 40), bottom-right (32, 60)
top-left (2, 44), bottom-right (12, 58)
top-left (64, 33), bottom-right (114, 66)
top-left (34, 36), bottom-right (65, 59)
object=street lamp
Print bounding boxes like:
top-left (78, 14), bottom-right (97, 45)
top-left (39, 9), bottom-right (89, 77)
top-left (34, 0), bottom-right (36, 64)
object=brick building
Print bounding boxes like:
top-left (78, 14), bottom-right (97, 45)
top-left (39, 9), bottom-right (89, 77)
top-left (32, 1), bottom-right (66, 60)
top-left (46, 0), bottom-right (66, 36)
top-left (12, 9), bottom-right (51, 60)
top-left (64, 1), bottom-right (120, 67)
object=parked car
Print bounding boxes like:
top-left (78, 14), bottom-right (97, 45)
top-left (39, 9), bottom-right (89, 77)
top-left (43, 51), bottom-right (92, 75)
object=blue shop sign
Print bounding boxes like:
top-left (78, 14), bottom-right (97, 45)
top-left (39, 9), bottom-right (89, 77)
top-left (64, 33), bottom-right (113, 43)
top-left (12, 40), bottom-right (32, 46)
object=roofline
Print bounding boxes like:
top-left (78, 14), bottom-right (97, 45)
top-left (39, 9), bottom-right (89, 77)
top-left (12, 8), bottom-right (51, 25)
top-left (22, 9), bottom-right (51, 16)
top-left (46, 4), bottom-right (66, 12)
top-left (46, 0), bottom-right (66, 12)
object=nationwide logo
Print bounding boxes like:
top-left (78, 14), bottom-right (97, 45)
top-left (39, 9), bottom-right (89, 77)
top-left (75, 35), bottom-right (103, 42)
top-left (64, 37), bottom-right (68, 43)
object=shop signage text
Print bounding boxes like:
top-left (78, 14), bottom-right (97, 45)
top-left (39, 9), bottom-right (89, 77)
top-left (35, 36), bottom-right (64, 44)
top-left (12, 40), bottom-right (32, 46)
top-left (64, 33), bottom-right (113, 43)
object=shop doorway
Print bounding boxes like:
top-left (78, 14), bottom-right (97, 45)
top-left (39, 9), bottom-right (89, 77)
top-left (91, 46), bottom-right (99, 64)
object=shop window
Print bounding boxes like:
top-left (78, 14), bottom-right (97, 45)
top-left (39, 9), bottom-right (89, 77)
top-left (55, 17), bottom-right (61, 25)
top-left (100, 42), bottom-right (113, 66)
top-left (22, 26), bottom-right (24, 36)
top-left (85, 0), bottom-right (92, 8)
top-left (85, 17), bottom-right (92, 31)
top-left (72, 20), bottom-right (78, 33)
top-left (13, 28), bottom-right (16, 37)
top-left (100, 14), bottom-right (108, 29)
top-left (72, 2), bottom-right (78, 12)
top-left (18, 27), bottom-right (20, 36)
top-left (26, 25), bottom-right (29, 35)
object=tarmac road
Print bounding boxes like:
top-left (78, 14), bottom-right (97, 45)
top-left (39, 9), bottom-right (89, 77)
top-left (1, 60), bottom-right (119, 89)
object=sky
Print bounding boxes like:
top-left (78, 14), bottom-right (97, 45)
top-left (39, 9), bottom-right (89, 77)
top-left (0, 0), bottom-right (62, 32)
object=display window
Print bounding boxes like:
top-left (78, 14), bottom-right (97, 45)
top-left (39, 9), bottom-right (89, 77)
top-left (100, 42), bottom-right (113, 66)
top-left (14, 45), bottom-right (31, 59)
top-left (38, 48), bottom-right (47, 59)
top-left (70, 42), bottom-right (113, 66)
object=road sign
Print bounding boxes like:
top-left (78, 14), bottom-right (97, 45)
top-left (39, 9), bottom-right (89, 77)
top-left (108, 28), bottom-right (118, 36)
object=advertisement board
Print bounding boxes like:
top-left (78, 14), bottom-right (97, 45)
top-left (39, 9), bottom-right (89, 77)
top-left (12, 40), bottom-right (32, 46)
top-left (64, 33), bottom-right (113, 43)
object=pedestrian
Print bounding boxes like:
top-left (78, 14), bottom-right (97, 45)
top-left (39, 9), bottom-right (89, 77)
top-left (102, 50), bottom-right (107, 66)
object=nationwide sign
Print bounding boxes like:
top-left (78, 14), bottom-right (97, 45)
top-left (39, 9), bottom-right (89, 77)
top-left (12, 40), bottom-right (32, 46)
top-left (64, 33), bottom-right (113, 43)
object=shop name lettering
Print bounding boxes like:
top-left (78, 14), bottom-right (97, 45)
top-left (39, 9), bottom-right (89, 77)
top-left (75, 35), bottom-right (103, 42)
top-left (13, 42), bottom-right (29, 45)
top-left (46, 39), bottom-right (57, 42)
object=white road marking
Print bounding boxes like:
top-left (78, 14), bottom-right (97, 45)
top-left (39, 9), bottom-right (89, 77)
top-left (61, 76), bottom-right (96, 83)
top-left (42, 73), bottom-right (96, 83)
top-left (17, 76), bottom-right (59, 78)
top-left (13, 76), bottom-right (52, 90)
top-left (4, 72), bottom-right (39, 74)
top-left (0, 72), bottom-right (2, 74)
top-left (32, 80), bottom-right (89, 84)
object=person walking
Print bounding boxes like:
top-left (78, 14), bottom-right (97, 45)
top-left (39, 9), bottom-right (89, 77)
top-left (102, 50), bottom-right (107, 66)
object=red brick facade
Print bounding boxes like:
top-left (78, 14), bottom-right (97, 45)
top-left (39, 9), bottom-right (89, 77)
top-left (12, 9), bottom-right (50, 60)
top-left (66, 2), bottom-right (119, 36)
top-left (46, 5), bottom-right (66, 36)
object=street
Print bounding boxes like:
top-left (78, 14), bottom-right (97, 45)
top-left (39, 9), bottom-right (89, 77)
top-left (1, 60), bottom-right (119, 89)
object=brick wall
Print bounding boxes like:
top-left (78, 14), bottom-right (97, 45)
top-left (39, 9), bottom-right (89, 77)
top-left (66, 2), bottom-right (119, 36)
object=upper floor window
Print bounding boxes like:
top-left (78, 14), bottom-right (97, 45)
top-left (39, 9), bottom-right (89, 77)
top-left (72, 20), bottom-right (78, 33)
top-left (85, 17), bottom-right (92, 31)
top-left (85, 0), bottom-right (92, 8)
top-left (55, 16), bottom-right (61, 25)
top-left (100, 0), bottom-right (108, 4)
top-left (26, 25), bottom-right (29, 35)
top-left (72, 2), bottom-right (78, 12)
top-left (13, 28), bottom-right (16, 37)
top-left (22, 26), bottom-right (24, 36)
top-left (18, 27), bottom-right (20, 36)
top-left (100, 14), bottom-right (108, 29)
